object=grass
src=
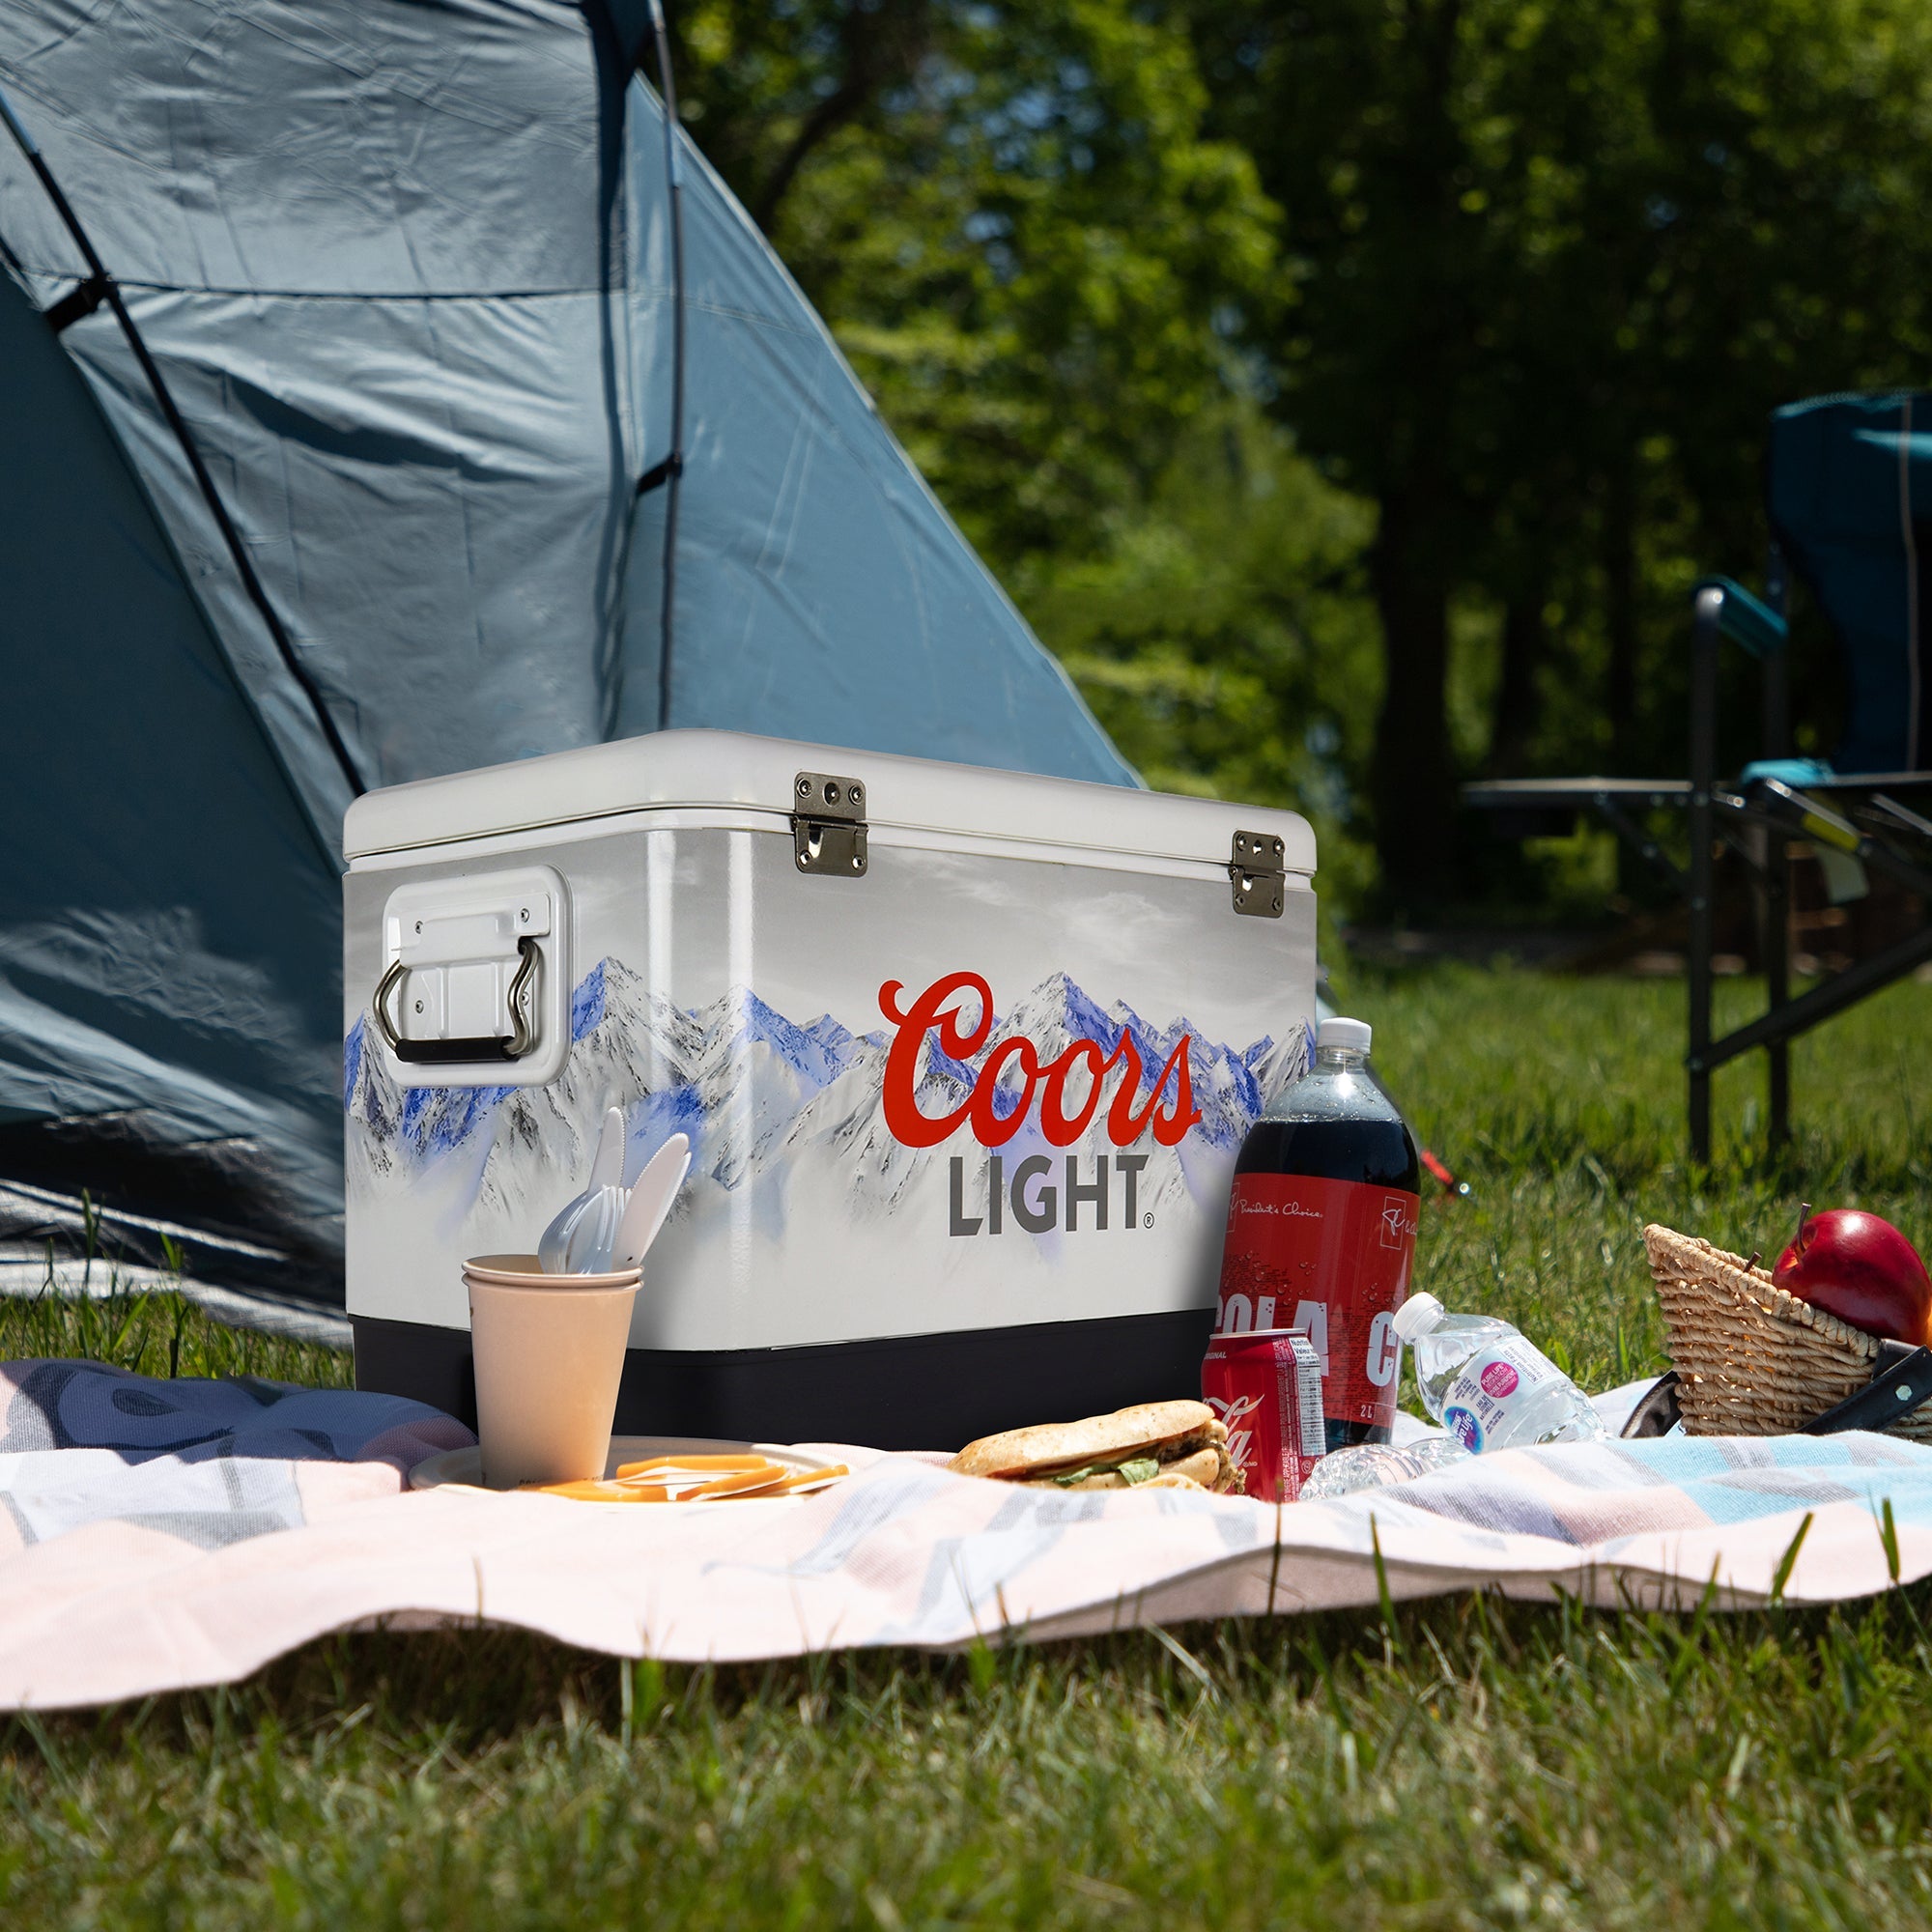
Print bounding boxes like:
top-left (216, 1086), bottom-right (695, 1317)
top-left (7, 962), bottom-right (1932, 1927)
top-left (0, 1269), bottom-right (352, 1389)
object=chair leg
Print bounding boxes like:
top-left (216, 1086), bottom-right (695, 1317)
top-left (1761, 546), bottom-right (1793, 1151)
top-left (1688, 586), bottom-right (1722, 1165)
top-left (1766, 832), bottom-right (1790, 1148)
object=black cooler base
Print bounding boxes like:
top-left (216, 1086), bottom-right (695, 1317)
top-left (352, 1308), bottom-right (1217, 1452)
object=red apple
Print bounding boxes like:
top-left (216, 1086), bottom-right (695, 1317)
top-left (1773, 1204), bottom-right (1932, 1345)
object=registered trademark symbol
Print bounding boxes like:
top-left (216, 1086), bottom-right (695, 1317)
top-left (1143, 1213), bottom-right (1153, 1229)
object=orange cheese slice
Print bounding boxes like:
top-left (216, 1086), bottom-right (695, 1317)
top-left (527, 1479), bottom-right (660, 1502)
top-left (525, 1455), bottom-right (847, 1503)
top-left (674, 1463), bottom-right (792, 1500)
top-left (614, 1454), bottom-right (769, 1478)
top-left (766, 1463), bottom-right (849, 1496)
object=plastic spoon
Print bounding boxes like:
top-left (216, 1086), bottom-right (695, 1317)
top-left (557, 1102), bottom-right (633, 1272)
top-left (610, 1133), bottom-right (692, 1269)
top-left (564, 1133), bottom-right (686, 1276)
top-left (559, 1181), bottom-right (628, 1275)
top-left (537, 1107), bottom-right (628, 1273)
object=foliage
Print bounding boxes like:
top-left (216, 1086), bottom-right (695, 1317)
top-left (674, 0), bottom-right (1278, 567)
top-left (9, 965), bottom-right (1932, 1923)
top-left (1018, 401), bottom-right (1381, 924)
top-left (12, 1590), bottom-right (1932, 1927)
top-left (1188, 0), bottom-right (1932, 896)
top-left (668, 2), bottom-right (1932, 915)
top-left (673, 3), bottom-right (1372, 897)
top-left (0, 1273), bottom-right (346, 1389)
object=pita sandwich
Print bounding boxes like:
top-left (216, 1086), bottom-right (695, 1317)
top-left (948, 1399), bottom-right (1236, 1492)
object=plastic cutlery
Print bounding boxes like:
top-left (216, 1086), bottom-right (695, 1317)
top-left (537, 1107), bottom-right (628, 1273)
top-left (590, 1104), bottom-right (626, 1189)
top-left (610, 1133), bottom-right (692, 1269)
top-left (559, 1180), bottom-right (628, 1275)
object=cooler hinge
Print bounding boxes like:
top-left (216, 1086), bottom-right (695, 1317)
top-left (792, 771), bottom-right (869, 877)
top-left (1229, 829), bottom-right (1286, 918)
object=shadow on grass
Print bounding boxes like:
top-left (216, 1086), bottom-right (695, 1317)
top-left (15, 1575), bottom-right (1932, 1761)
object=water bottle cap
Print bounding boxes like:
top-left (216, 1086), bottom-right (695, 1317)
top-left (1390, 1292), bottom-right (1443, 1344)
top-left (1318, 1016), bottom-right (1373, 1055)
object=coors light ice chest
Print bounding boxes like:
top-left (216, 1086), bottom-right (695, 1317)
top-left (341, 731), bottom-right (1317, 1449)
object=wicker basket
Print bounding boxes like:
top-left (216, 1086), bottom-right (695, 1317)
top-left (1642, 1222), bottom-right (1932, 1440)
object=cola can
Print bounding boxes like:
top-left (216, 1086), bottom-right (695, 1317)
top-left (1201, 1326), bottom-right (1327, 1503)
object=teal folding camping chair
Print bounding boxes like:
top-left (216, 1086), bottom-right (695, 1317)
top-left (1467, 391), bottom-right (1932, 1161)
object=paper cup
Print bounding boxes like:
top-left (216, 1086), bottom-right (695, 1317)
top-left (464, 1254), bottom-right (640, 1489)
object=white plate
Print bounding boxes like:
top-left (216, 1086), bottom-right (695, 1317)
top-left (409, 1434), bottom-right (844, 1503)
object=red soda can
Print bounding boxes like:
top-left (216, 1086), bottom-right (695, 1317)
top-left (1201, 1327), bottom-right (1327, 1503)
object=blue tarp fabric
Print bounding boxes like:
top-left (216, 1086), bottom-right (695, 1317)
top-left (0, 0), bottom-right (1133, 1285)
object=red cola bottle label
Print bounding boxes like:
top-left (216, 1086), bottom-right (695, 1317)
top-left (1214, 1176), bottom-right (1415, 1439)
top-left (1214, 1020), bottom-right (1421, 1452)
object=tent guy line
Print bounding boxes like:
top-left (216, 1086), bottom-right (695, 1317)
top-left (634, 0), bottom-right (687, 731)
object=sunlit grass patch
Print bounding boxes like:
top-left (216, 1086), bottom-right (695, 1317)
top-left (6, 960), bottom-right (1932, 1926)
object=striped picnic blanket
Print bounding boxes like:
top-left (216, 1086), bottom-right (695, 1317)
top-left (3, 1358), bottom-right (1930, 1711)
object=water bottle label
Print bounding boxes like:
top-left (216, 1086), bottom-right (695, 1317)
top-left (1439, 1338), bottom-right (1562, 1452)
top-left (1214, 1175), bottom-right (1418, 1430)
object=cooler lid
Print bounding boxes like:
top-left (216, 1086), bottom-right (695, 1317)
top-left (342, 729), bottom-right (1317, 874)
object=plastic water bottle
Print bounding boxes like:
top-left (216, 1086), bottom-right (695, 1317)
top-left (1390, 1292), bottom-right (1605, 1452)
top-left (1298, 1435), bottom-right (1471, 1499)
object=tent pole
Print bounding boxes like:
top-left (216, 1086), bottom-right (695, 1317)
top-left (646, 0), bottom-right (687, 730)
top-left (0, 85), bottom-right (366, 807)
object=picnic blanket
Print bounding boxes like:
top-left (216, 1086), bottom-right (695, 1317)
top-left (7, 1359), bottom-right (1932, 1711)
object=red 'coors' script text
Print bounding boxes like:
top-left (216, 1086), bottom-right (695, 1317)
top-left (877, 971), bottom-right (1202, 1150)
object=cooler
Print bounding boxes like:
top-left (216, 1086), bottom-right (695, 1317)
top-left (343, 729), bottom-right (1317, 1448)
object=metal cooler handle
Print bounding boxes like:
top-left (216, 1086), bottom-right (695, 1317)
top-left (373, 935), bottom-right (541, 1065)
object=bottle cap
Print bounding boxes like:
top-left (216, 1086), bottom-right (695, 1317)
top-left (1317, 1016), bottom-right (1373, 1055)
top-left (1390, 1292), bottom-right (1443, 1344)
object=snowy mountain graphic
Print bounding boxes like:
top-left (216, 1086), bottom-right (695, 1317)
top-left (345, 958), bottom-right (1310, 1245)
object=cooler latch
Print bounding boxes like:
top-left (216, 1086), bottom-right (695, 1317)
top-left (792, 771), bottom-right (869, 877)
top-left (1229, 830), bottom-right (1286, 918)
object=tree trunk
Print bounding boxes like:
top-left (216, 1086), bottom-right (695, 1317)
top-left (1369, 493), bottom-right (1458, 905)
top-left (1362, 0), bottom-right (1465, 908)
top-left (1605, 445), bottom-right (1638, 770)
top-left (747, 0), bottom-right (933, 234)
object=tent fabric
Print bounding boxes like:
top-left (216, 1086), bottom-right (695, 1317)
top-left (0, 269), bottom-right (346, 1270)
top-left (0, 0), bottom-right (1133, 1286)
top-left (1768, 391), bottom-right (1932, 775)
top-left (612, 63), bottom-right (1116, 753)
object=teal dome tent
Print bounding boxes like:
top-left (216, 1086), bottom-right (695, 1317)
top-left (0, 0), bottom-right (1133, 1300)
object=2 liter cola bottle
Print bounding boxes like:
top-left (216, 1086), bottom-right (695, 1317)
top-left (1213, 1016), bottom-right (1419, 1452)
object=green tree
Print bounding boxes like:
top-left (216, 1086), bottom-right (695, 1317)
top-left (671, 4), bottom-right (1392, 914)
top-left (1189, 0), bottom-right (1932, 903)
top-left (1021, 398), bottom-right (1380, 934)
top-left (673, 0), bottom-right (1278, 570)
